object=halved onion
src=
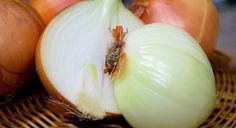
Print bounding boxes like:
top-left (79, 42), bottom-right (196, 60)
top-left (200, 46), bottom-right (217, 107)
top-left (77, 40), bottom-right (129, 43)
top-left (36, 0), bottom-right (143, 119)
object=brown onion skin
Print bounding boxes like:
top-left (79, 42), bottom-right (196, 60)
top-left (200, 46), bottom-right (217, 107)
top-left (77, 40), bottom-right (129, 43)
top-left (29, 0), bottom-right (80, 25)
top-left (130, 0), bottom-right (220, 57)
top-left (0, 0), bottom-right (44, 96)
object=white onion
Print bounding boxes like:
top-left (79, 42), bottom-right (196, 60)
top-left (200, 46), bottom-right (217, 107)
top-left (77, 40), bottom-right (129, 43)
top-left (114, 23), bottom-right (216, 128)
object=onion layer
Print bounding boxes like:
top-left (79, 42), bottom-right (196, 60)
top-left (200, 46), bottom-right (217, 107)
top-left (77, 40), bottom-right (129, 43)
top-left (0, 0), bottom-right (43, 96)
top-left (130, 0), bottom-right (220, 57)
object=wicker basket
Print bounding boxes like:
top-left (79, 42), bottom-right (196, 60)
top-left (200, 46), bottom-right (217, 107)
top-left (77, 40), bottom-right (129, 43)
top-left (0, 50), bottom-right (235, 128)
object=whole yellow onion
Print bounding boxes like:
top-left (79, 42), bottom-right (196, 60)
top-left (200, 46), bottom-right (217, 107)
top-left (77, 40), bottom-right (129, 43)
top-left (130, 0), bottom-right (220, 57)
top-left (0, 0), bottom-right (43, 96)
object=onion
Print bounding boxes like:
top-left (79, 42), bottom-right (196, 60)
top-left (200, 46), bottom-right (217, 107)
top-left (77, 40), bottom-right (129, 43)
top-left (0, 0), bottom-right (43, 96)
top-left (36, 0), bottom-right (143, 119)
top-left (28, 0), bottom-right (80, 25)
top-left (114, 23), bottom-right (216, 128)
top-left (130, 0), bottom-right (220, 57)
top-left (36, 0), bottom-right (216, 127)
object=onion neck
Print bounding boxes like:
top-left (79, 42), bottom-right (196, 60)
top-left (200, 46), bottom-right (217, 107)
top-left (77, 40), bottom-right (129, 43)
top-left (98, 0), bottom-right (122, 20)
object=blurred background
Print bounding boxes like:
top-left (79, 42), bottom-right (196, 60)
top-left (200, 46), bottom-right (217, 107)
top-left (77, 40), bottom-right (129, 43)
top-left (214, 0), bottom-right (236, 65)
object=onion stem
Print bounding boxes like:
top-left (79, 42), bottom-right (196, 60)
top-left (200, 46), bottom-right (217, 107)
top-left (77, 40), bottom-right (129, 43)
top-left (104, 26), bottom-right (127, 80)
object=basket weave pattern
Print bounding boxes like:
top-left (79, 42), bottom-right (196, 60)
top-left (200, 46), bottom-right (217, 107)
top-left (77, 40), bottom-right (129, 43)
top-left (0, 50), bottom-right (235, 128)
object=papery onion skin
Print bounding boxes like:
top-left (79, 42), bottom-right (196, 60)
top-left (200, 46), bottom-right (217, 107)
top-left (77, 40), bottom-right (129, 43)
top-left (130, 0), bottom-right (220, 57)
top-left (114, 23), bottom-right (216, 128)
top-left (29, 0), bottom-right (80, 25)
top-left (0, 0), bottom-right (43, 96)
